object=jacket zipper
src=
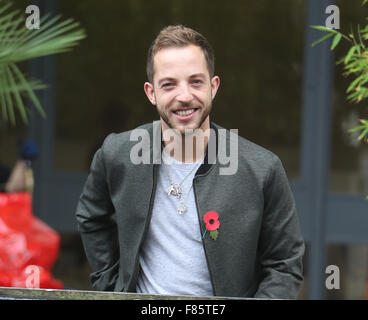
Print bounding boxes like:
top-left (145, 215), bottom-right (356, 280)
top-left (193, 177), bottom-right (217, 296)
top-left (130, 164), bottom-right (158, 291)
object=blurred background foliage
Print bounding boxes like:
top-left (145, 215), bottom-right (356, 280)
top-left (0, 0), bottom-right (85, 126)
top-left (329, 0), bottom-right (368, 191)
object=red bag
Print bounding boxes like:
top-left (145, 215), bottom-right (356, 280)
top-left (0, 192), bottom-right (63, 289)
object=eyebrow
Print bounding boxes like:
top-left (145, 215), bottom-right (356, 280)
top-left (189, 73), bottom-right (206, 79)
top-left (158, 77), bottom-right (176, 86)
top-left (158, 73), bottom-right (207, 86)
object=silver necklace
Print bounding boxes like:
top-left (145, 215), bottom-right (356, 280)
top-left (176, 183), bottom-right (193, 214)
top-left (165, 163), bottom-right (198, 200)
top-left (164, 157), bottom-right (201, 214)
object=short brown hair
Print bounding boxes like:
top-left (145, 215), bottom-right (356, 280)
top-left (146, 25), bottom-right (215, 83)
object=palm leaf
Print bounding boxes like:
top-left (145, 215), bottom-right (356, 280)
top-left (10, 63), bottom-right (47, 119)
top-left (0, 67), bottom-right (8, 122)
top-left (1, 65), bottom-right (16, 125)
top-left (5, 64), bottom-right (28, 124)
top-left (0, 0), bottom-right (86, 125)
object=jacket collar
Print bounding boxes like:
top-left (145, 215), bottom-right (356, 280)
top-left (195, 121), bottom-right (218, 176)
top-left (152, 120), bottom-right (219, 177)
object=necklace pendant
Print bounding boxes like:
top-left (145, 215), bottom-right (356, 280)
top-left (177, 202), bottom-right (186, 215)
top-left (167, 184), bottom-right (175, 196)
top-left (167, 184), bottom-right (182, 199)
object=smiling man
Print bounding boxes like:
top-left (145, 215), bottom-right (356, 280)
top-left (144, 43), bottom-right (219, 135)
top-left (144, 31), bottom-right (220, 163)
top-left (75, 25), bottom-right (305, 299)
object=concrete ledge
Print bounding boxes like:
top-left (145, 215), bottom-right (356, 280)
top-left (0, 287), bottom-right (247, 300)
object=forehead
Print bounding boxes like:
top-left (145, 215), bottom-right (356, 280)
top-left (153, 45), bottom-right (208, 81)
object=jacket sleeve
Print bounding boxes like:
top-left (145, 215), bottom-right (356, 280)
top-left (254, 156), bottom-right (305, 299)
top-left (75, 134), bottom-right (120, 291)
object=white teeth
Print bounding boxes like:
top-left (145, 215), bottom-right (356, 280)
top-left (175, 109), bottom-right (195, 116)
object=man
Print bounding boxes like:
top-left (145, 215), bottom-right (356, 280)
top-left (75, 25), bottom-right (305, 299)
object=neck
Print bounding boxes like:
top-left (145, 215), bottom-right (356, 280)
top-left (161, 118), bottom-right (210, 163)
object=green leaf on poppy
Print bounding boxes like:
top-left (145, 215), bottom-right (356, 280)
top-left (210, 230), bottom-right (219, 240)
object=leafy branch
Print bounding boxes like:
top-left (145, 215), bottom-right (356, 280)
top-left (0, 0), bottom-right (86, 126)
top-left (311, 0), bottom-right (368, 144)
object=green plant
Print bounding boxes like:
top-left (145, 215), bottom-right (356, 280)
top-left (311, 0), bottom-right (368, 144)
top-left (0, 0), bottom-right (86, 126)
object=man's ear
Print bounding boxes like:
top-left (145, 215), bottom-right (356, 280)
top-left (144, 82), bottom-right (156, 106)
top-left (210, 75), bottom-right (220, 100)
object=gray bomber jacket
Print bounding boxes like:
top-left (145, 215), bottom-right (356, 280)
top-left (75, 121), bottom-right (305, 299)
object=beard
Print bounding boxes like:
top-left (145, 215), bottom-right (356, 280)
top-left (157, 101), bottom-right (212, 135)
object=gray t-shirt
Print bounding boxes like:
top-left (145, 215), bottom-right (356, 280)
top-left (136, 151), bottom-right (213, 296)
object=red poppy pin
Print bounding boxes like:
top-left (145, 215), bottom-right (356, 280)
top-left (202, 211), bottom-right (220, 240)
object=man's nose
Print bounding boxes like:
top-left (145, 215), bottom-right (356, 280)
top-left (176, 84), bottom-right (193, 104)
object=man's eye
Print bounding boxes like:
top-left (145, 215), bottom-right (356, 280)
top-left (162, 83), bottom-right (173, 88)
top-left (192, 79), bottom-right (203, 85)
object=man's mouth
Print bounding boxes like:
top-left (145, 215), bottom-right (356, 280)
top-left (174, 108), bottom-right (197, 116)
top-left (172, 108), bottom-right (199, 121)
